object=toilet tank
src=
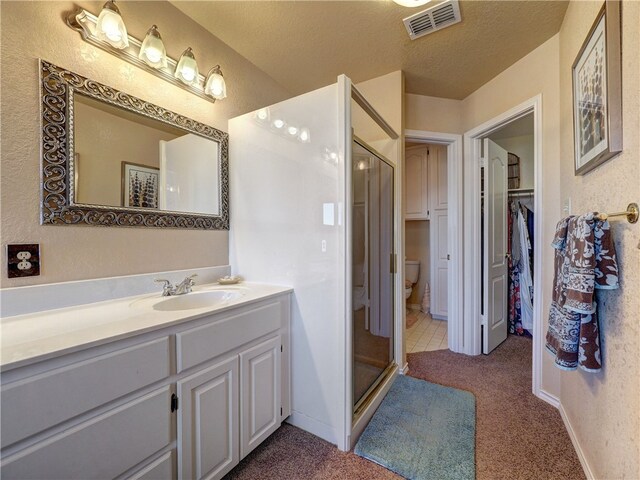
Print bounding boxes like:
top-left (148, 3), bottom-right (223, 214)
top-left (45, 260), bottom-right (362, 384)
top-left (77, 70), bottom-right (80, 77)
top-left (405, 260), bottom-right (420, 283)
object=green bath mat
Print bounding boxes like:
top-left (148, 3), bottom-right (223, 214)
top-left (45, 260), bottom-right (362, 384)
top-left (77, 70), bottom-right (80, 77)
top-left (354, 375), bottom-right (475, 480)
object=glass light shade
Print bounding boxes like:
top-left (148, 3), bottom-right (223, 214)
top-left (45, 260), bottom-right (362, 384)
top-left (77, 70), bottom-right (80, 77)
top-left (175, 47), bottom-right (199, 86)
top-left (392, 0), bottom-right (431, 6)
top-left (95, 0), bottom-right (129, 49)
top-left (139, 25), bottom-right (167, 69)
top-left (204, 66), bottom-right (227, 100)
top-left (273, 119), bottom-right (285, 129)
top-left (299, 128), bottom-right (311, 143)
top-left (287, 126), bottom-right (298, 136)
top-left (255, 108), bottom-right (270, 122)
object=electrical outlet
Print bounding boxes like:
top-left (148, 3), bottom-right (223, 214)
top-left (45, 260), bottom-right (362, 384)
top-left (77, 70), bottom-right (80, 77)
top-left (7, 244), bottom-right (40, 278)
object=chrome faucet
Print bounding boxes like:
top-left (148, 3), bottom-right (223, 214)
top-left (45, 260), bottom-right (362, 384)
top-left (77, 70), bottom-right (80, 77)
top-left (154, 274), bottom-right (198, 296)
top-left (174, 274), bottom-right (198, 295)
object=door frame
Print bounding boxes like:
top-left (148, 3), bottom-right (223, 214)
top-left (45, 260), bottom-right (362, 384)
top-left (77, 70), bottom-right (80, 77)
top-left (404, 130), bottom-right (463, 354)
top-left (463, 95), bottom-right (544, 398)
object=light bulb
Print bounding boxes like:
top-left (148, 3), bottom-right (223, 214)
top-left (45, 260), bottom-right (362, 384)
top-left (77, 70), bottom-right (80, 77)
top-left (256, 108), bottom-right (270, 121)
top-left (139, 25), bottom-right (167, 69)
top-left (299, 128), bottom-right (310, 143)
top-left (204, 66), bottom-right (227, 100)
top-left (287, 126), bottom-right (298, 136)
top-left (95, 0), bottom-right (129, 49)
top-left (175, 47), bottom-right (199, 86)
top-left (273, 119), bottom-right (285, 129)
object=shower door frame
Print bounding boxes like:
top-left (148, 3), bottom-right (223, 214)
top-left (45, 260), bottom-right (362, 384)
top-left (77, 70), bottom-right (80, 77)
top-left (342, 81), bottom-right (402, 451)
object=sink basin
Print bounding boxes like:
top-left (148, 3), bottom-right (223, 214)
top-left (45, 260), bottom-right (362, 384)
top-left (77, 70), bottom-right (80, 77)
top-left (149, 290), bottom-right (242, 312)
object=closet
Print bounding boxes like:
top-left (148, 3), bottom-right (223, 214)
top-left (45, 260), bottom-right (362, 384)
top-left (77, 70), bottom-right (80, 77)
top-left (481, 114), bottom-right (535, 354)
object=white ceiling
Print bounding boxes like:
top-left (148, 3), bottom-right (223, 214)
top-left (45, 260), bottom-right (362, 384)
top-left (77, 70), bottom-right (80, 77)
top-left (171, 0), bottom-right (568, 99)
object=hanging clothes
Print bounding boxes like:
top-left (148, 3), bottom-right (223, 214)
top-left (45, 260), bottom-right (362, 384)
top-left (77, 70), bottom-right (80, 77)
top-left (517, 208), bottom-right (533, 334)
top-left (545, 215), bottom-right (618, 372)
top-left (507, 199), bottom-right (534, 336)
top-left (507, 202), bottom-right (523, 335)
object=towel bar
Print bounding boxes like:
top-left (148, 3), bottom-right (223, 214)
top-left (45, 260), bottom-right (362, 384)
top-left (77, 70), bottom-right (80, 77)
top-left (597, 203), bottom-right (639, 224)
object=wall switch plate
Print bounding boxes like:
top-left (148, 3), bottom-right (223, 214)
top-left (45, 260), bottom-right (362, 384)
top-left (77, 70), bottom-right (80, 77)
top-left (7, 244), bottom-right (40, 278)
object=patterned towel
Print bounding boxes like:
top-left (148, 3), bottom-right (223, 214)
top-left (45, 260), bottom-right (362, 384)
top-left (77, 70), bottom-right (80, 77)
top-left (545, 214), bottom-right (618, 372)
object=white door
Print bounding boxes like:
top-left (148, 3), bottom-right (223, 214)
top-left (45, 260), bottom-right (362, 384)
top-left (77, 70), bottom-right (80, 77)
top-left (483, 139), bottom-right (509, 354)
top-left (178, 356), bottom-right (239, 480)
top-left (430, 209), bottom-right (448, 320)
top-left (159, 134), bottom-right (220, 215)
top-left (240, 336), bottom-right (281, 459)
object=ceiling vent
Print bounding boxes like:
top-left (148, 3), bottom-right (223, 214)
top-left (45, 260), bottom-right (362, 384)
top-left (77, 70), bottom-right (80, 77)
top-left (403, 0), bottom-right (461, 40)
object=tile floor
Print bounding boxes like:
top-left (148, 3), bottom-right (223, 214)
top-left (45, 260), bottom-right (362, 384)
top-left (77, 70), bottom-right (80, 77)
top-left (406, 311), bottom-right (448, 353)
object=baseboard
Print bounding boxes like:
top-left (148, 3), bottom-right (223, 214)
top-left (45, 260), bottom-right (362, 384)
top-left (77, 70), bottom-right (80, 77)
top-left (558, 402), bottom-right (594, 480)
top-left (400, 362), bottom-right (409, 374)
top-left (536, 387), bottom-right (560, 408)
top-left (286, 411), bottom-right (338, 447)
top-left (431, 314), bottom-right (447, 321)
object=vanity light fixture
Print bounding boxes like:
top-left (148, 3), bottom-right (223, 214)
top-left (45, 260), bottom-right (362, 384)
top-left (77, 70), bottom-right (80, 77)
top-left (138, 25), bottom-right (167, 69)
top-left (287, 126), bottom-right (299, 136)
top-left (204, 65), bottom-right (227, 100)
top-left (273, 119), bottom-right (285, 129)
top-left (95, 0), bottom-right (129, 49)
top-left (66, 6), bottom-right (227, 103)
top-left (175, 47), bottom-right (199, 85)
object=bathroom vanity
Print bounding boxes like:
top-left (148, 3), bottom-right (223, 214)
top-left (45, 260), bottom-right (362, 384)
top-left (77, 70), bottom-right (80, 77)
top-left (0, 283), bottom-right (291, 480)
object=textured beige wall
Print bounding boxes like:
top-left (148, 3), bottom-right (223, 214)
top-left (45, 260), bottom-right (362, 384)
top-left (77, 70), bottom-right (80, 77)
top-left (0, 1), bottom-right (290, 287)
top-left (558, 2), bottom-right (640, 478)
top-left (405, 93), bottom-right (464, 134)
top-left (460, 34), bottom-right (562, 398)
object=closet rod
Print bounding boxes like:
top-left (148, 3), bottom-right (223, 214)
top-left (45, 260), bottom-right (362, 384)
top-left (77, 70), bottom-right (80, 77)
top-left (596, 202), bottom-right (639, 224)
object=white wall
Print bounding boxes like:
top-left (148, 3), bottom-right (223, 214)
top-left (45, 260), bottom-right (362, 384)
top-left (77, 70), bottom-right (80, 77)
top-left (229, 83), bottom-right (347, 447)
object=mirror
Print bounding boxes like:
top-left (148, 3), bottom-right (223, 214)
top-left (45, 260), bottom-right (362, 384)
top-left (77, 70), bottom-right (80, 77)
top-left (40, 60), bottom-right (228, 230)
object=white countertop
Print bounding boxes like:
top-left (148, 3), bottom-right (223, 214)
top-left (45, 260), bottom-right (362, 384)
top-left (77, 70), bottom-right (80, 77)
top-left (0, 282), bottom-right (292, 371)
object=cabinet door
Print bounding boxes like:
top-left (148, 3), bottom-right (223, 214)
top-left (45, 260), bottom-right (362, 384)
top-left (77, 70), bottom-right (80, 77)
top-left (240, 336), bottom-right (281, 459)
top-left (178, 357), bottom-right (239, 480)
top-left (404, 146), bottom-right (429, 220)
top-left (430, 144), bottom-right (448, 210)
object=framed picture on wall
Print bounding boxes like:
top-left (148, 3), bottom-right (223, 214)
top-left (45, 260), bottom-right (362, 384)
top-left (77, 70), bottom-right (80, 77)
top-left (572, 0), bottom-right (622, 175)
top-left (122, 162), bottom-right (159, 209)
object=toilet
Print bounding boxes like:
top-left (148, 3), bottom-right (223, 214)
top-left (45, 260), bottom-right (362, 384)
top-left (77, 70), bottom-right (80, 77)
top-left (405, 260), bottom-right (420, 299)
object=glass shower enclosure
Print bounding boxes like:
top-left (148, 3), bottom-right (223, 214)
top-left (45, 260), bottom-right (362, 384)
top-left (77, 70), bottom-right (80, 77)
top-left (352, 139), bottom-right (395, 413)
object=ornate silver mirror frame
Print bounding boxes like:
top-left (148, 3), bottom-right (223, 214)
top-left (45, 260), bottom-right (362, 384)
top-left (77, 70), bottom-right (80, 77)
top-left (40, 60), bottom-right (229, 230)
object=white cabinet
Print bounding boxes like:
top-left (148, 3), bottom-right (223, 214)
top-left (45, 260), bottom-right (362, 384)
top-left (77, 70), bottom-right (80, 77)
top-left (429, 144), bottom-right (448, 210)
top-left (0, 293), bottom-right (291, 480)
top-left (404, 145), bottom-right (430, 220)
top-left (240, 336), bottom-right (281, 458)
top-left (178, 356), bottom-right (239, 480)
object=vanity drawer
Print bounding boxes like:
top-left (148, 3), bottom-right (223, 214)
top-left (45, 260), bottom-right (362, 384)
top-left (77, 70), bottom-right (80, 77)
top-left (1, 336), bottom-right (171, 448)
top-left (177, 301), bottom-right (282, 372)
top-left (0, 387), bottom-right (172, 480)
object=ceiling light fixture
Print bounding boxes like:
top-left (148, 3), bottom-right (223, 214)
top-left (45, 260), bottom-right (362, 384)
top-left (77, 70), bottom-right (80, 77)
top-left (392, 0), bottom-right (431, 7)
top-left (204, 65), bottom-right (227, 100)
top-left (95, 0), bottom-right (129, 48)
top-left (255, 108), bottom-right (270, 121)
top-left (138, 25), bottom-right (167, 69)
top-left (299, 128), bottom-right (311, 143)
top-left (175, 47), bottom-right (199, 85)
top-left (273, 119), bottom-right (285, 129)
